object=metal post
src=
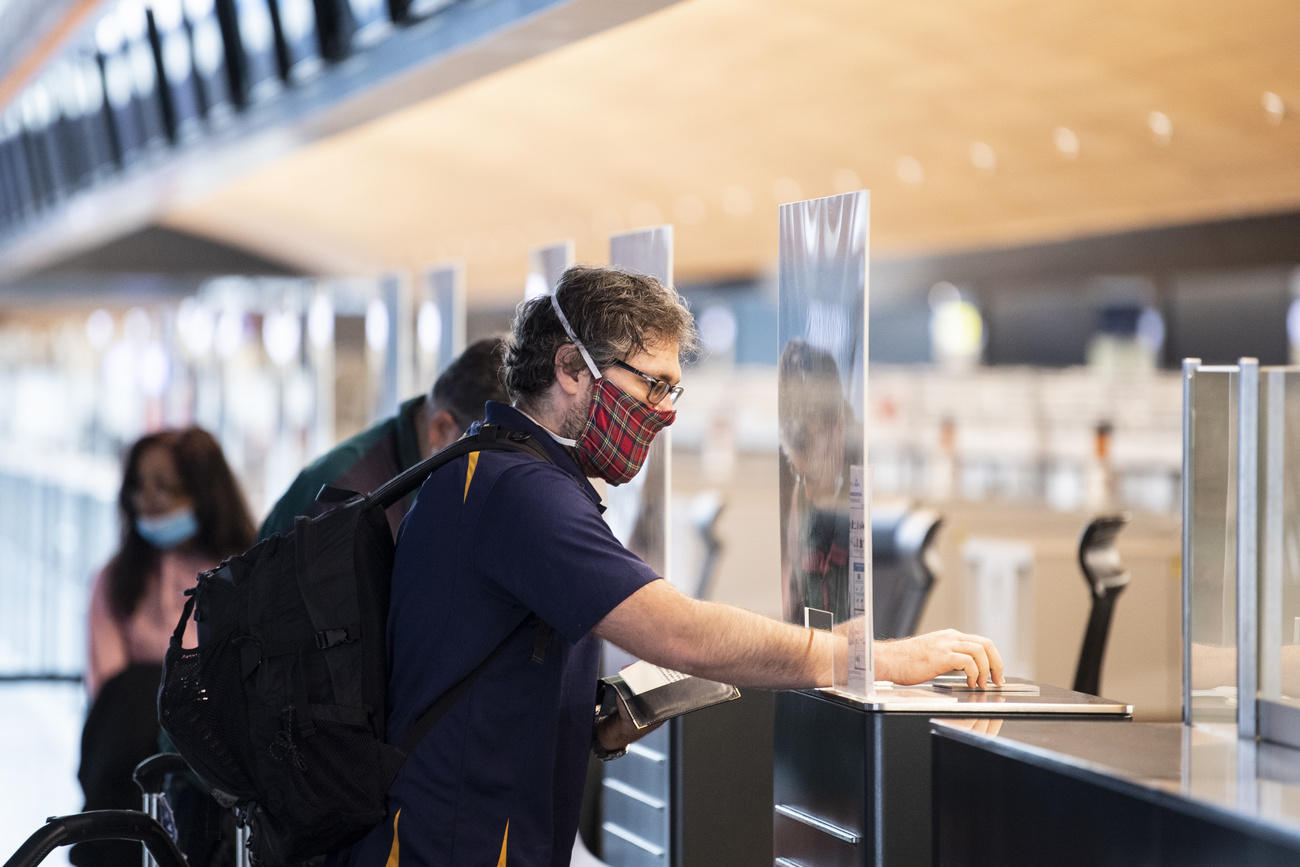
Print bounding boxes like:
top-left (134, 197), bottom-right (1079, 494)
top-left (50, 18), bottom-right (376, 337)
top-left (1237, 357), bottom-right (1259, 739)
top-left (1181, 357), bottom-right (1200, 724)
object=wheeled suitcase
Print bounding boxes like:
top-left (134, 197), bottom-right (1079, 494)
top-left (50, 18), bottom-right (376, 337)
top-left (4, 752), bottom-right (248, 867)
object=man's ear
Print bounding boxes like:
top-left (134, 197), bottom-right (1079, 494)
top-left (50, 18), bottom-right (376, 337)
top-left (553, 344), bottom-right (587, 397)
top-left (427, 409), bottom-right (463, 453)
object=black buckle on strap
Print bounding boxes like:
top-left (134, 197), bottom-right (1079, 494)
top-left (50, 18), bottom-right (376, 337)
top-left (315, 628), bottom-right (351, 649)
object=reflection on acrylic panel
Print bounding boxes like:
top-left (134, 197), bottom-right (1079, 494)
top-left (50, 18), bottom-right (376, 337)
top-left (418, 263), bottom-right (465, 386)
top-left (526, 241), bottom-right (575, 299)
top-left (606, 226), bottom-right (673, 582)
top-left (1185, 364), bottom-right (1239, 725)
top-left (777, 191), bottom-right (872, 695)
top-left (1256, 369), bottom-right (1300, 705)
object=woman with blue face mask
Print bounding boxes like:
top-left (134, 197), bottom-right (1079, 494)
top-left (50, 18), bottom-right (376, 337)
top-left (74, 426), bottom-right (255, 867)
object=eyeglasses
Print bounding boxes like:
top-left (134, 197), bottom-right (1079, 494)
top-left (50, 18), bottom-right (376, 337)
top-left (611, 360), bottom-right (685, 406)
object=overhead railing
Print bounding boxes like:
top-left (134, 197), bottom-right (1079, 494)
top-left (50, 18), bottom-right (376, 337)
top-left (0, 0), bottom-right (678, 281)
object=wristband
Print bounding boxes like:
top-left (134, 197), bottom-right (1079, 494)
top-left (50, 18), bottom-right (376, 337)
top-left (592, 680), bottom-right (627, 762)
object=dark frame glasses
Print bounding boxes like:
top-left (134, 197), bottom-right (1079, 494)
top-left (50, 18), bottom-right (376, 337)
top-left (611, 359), bottom-right (684, 405)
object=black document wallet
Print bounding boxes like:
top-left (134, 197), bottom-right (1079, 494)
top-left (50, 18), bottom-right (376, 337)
top-left (602, 661), bottom-right (741, 730)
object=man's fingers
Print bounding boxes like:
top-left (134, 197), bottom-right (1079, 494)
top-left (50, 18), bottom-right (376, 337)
top-left (948, 652), bottom-right (979, 687)
top-left (956, 632), bottom-right (1005, 685)
top-left (953, 640), bottom-right (991, 688)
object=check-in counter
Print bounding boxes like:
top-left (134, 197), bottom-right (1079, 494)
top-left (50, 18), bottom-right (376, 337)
top-left (931, 720), bottom-right (1300, 865)
top-left (774, 683), bottom-right (1131, 866)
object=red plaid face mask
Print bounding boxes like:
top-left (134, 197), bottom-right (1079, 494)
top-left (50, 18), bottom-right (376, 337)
top-left (574, 377), bottom-right (675, 484)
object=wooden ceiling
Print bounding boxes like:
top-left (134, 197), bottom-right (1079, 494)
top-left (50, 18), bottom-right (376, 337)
top-left (162, 0), bottom-right (1300, 303)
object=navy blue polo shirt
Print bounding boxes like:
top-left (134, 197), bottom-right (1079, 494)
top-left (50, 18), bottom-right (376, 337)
top-left (332, 402), bottom-right (659, 867)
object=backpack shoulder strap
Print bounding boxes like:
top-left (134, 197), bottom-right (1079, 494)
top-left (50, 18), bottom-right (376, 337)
top-left (370, 424), bottom-right (552, 511)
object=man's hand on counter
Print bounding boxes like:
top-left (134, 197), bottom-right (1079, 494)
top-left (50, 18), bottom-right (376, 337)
top-left (875, 629), bottom-right (1005, 688)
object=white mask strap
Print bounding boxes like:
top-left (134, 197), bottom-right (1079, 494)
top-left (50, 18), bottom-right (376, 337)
top-left (549, 292), bottom-right (602, 380)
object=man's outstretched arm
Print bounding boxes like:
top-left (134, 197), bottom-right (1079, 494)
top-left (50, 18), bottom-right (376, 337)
top-left (592, 578), bottom-right (1004, 691)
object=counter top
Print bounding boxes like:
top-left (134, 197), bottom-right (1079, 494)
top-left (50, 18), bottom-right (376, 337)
top-left (932, 719), bottom-right (1300, 849)
top-left (813, 679), bottom-right (1132, 716)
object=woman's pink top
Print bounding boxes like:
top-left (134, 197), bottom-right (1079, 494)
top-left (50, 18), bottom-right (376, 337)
top-left (86, 550), bottom-right (213, 699)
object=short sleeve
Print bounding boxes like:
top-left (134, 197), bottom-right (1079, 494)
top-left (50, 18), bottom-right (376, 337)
top-left (472, 462), bottom-right (658, 644)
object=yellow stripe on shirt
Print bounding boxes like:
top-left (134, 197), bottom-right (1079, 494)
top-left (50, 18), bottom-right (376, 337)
top-left (496, 819), bottom-right (509, 867)
top-left (464, 451), bottom-right (480, 502)
top-left (384, 809), bottom-right (401, 867)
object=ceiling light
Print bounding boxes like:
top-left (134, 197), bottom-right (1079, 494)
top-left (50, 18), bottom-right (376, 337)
top-left (1263, 91), bottom-right (1286, 125)
top-left (673, 194), bottom-right (706, 225)
top-left (1147, 111), bottom-right (1173, 143)
top-left (1053, 126), bottom-right (1080, 159)
top-left (969, 141), bottom-right (997, 173)
top-left (895, 156), bottom-right (924, 185)
top-left (831, 168), bottom-right (861, 194)
top-left (721, 185), bottom-right (754, 218)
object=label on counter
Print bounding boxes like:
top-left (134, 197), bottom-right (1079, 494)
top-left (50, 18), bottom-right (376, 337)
top-left (848, 464), bottom-right (872, 695)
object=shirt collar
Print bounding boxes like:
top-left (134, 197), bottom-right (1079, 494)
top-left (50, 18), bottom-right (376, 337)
top-left (480, 401), bottom-right (603, 509)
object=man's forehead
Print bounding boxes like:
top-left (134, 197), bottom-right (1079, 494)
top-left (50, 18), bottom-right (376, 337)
top-left (630, 338), bottom-right (682, 381)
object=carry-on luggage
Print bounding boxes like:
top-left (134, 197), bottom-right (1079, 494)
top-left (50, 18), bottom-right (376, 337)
top-left (3, 810), bottom-right (187, 867)
top-left (4, 751), bottom-right (246, 867)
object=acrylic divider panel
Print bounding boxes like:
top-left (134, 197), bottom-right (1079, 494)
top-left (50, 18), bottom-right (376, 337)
top-left (777, 191), bottom-right (872, 697)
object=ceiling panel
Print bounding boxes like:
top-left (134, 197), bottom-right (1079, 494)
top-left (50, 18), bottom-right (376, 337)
top-left (163, 0), bottom-right (1300, 302)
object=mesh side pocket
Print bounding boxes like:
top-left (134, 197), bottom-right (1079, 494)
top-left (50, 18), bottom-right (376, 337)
top-left (160, 644), bottom-right (254, 799)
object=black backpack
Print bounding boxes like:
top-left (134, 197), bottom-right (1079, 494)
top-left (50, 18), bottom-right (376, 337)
top-left (158, 425), bottom-right (552, 866)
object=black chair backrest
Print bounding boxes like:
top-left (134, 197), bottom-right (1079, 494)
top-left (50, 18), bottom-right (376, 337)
top-left (1073, 513), bottom-right (1131, 695)
top-left (871, 503), bottom-right (943, 640)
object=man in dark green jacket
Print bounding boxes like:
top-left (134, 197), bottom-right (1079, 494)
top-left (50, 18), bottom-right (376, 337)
top-left (258, 337), bottom-right (508, 540)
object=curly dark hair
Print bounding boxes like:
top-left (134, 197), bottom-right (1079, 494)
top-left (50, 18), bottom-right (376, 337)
top-left (105, 427), bottom-right (256, 620)
top-left (504, 266), bottom-right (698, 408)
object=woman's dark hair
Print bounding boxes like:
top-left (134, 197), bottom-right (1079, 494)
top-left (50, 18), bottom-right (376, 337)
top-left (105, 427), bottom-right (256, 620)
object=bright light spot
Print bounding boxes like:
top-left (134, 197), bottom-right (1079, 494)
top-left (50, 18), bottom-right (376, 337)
top-left (930, 300), bottom-right (984, 366)
top-left (1263, 91), bottom-right (1286, 125)
top-left (927, 281), bottom-right (961, 311)
top-left (118, 0), bottom-right (148, 39)
top-left (772, 177), bottom-right (803, 203)
top-left (1054, 126), bottom-right (1080, 159)
top-left (307, 294), bottom-right (333, 349)
top-left (215, 309), bottom-right (245, 359)
top-left (831, 168), bottom-right (862, 194)
top-left (969, 141), bottom-right (997, 173)
top-left (86, 309), bottom-right (114, 350)
top-left (721, 185), bottom-right (754, 218)
top-left (1147, 111), bottom-right (1173, 143)
top-left (95, 15), bottom-right (123, 53)
top-left (1287, 299), bottom-right (1300, 349)
top-left (124, 307), bottom-right (151, 342)
top-left (673, 194), bottom-right (706, 225)
top-left (103, 341), bottom-right (134, 394)
top-left (262, 309), bottom-right (301, 366)
top-left (1136, 306), bottom-right (1166, 353)
top-left (698, 305), bottom-right (738, 355)
top-left (183, 0), bottom-right (216, 18)
top-left (138, 341), bottom-right (170, 397)
top-left (176, 298), bottom-right (214, 358)
top-left (151, 0), bottom-right (184, 30)
top-left (417, 301), bottom-right (443, 355)
top-left (365, 299), bottom-right (390, 353)
top-left (895, 155), bottom-right (924, 185)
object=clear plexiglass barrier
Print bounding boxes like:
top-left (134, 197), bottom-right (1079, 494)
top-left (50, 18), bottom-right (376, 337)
top-left (1253, 366), bottom-right (1300, 743)
top-left (777, 191), bottom-right (872, 696)
top-left (1184, 361), bottom-right (1240, 725)
top-left (606, 226), bottom-right (674, 581)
